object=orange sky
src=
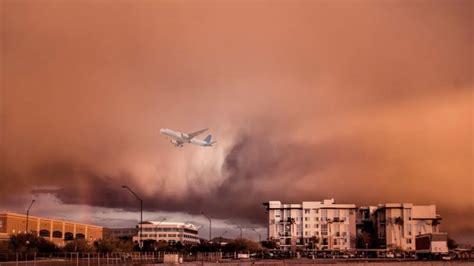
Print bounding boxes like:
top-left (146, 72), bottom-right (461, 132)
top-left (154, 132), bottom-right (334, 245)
top-left (1, 0), bottom-right (473, 242)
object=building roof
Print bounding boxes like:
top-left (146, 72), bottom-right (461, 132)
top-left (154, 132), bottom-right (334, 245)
top-left (141, 221), bottom-right (198, 229)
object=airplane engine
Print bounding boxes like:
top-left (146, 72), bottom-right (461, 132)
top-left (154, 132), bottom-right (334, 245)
top-left (170, 139), bottom-right (183, 147)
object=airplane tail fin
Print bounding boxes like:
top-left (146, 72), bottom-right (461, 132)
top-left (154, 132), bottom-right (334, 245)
top-left (204, 134), bottom-right (212, 143)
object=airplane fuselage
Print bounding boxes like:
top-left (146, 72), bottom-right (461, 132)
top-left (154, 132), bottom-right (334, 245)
top-left (160, 128), bottom-right (190, 143)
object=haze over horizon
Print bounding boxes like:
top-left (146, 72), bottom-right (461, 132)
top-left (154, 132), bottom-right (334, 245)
top-left (1, 0), bottom-right (472, 243)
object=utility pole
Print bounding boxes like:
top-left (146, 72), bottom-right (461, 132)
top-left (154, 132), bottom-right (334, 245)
top-left (122, 185), bottom-right (143, 250)
top-left (251, 228), bottom-right (261, 242)
top-left (201, 211), bottom-right (212, 242)
top-left (26, 200), bottom-right (35, 234)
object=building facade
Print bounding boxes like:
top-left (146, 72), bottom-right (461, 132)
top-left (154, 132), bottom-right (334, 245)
top-left (374, 203), bottom-right (441, 250)
top-left (264, 199), bottom-right (357, 250)
top-left (0, 212), bottom-right (103, 245)
top-left (264, 200), bottom-right (443, 252)
top-left (132, 221), bottom-right (199, 245)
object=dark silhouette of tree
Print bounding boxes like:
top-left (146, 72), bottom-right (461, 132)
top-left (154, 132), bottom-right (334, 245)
top-left (9, 233), bottom-right (57, 253)
top-left (94, 238), bottom-right (133, 253)
top-left (356, 221), bottom-right (378, 249)
top-left (222, 238), bottom-right (262, 253)
top-left (63, 239), bottom-right (95, 252)
top-left (261, 240), bottom-right (278, 249)
top-left (447, 237), bottom-right (458, 249)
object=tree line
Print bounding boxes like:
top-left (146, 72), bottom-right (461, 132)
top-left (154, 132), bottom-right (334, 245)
top-left (0, 233), bottom-right (275, 255)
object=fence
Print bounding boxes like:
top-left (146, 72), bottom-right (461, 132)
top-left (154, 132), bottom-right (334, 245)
top-left (0, 252), bottom-right (227, 265)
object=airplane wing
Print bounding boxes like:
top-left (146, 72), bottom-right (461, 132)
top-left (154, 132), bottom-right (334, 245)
top-left (187, 128), bottom-right (208, 139)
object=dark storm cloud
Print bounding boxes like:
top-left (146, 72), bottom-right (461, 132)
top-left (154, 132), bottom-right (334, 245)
top-left (27, 133), bottom-right (334, 223)
top-left (1, 0), bottom-right (472, 242)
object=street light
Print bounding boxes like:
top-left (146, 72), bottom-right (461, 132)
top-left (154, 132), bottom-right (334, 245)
top-left (236, 225), bottom-right (244, 239)
top-left (122, 185), bottom-right (143, 249)
top-left (200, 211), bottom-right (212, 242)
top-left (251, 228), bottom-right (261, 242)
top-left (26, 200), bottom-right (35, 234)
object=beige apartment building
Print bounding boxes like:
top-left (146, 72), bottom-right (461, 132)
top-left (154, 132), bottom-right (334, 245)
top-left (0, 212), bottom-right (103, 245)
top-left (264, 199), bottom-right (357, 250)
top-left (375, 203), bottom-right (441, 251)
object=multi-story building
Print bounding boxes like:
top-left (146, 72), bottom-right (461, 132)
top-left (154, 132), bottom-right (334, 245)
top-left (132, 221), bottom-right (199, 245)
top-left (263, 199), bottom-right (357, 250)
top-left (0, 212), bottom-right (103, 245)
top-left (374, 203), bottom-right (441, 251)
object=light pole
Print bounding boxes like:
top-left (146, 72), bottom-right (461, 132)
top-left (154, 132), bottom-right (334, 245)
top-left (251, 228), bottom-right (261, 242)
top-left (201, 211), bottom-right (212, 242)
top-left (26, 200), bottom-right (35, 234)
top-left (237, 225), bottom-right (244, 239)
top-left (122, 185), bottom-right (143, 250)
top-left (153, 218), bottom-right (167, 251)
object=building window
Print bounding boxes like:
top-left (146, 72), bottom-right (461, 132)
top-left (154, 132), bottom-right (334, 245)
top-left (305, 224), bottom-right (309, 228)
top-left (64, 232), bottom-right (74, 241)
top-left (322, 238), bottom-right (328, 245)
top-left (321, 224), bottom-right (328, 236)
top-left (321, 209), bottom-right (327, 220)
top-left (315, 217), bottom-right (319, 221)
top-left (407, 224), bottom-right (412, 236)
top-left (405, 209), bottom-right (412, 220)
top-left (314, 209), bottom-right (319, 214)
top-left (380, 225), bottom-right (386, 237)
top-left (304, 209), bottom-right (310, 214)
top-left (75, 233), bottom-right (85, 239)
top-left (39, 230), bottom-right (50, 237)
top-left (334, 209), bottom-right (340, 219)
top-left (407, 238), bottom-right (412, 244)
top-left (52, 231), bottom-right (62, 238)
top-left (304, 217), bottom-right (309, 221)
top-left (314, 224), bottom-right (319, 228)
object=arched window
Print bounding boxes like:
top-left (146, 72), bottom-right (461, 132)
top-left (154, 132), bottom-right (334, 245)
top-left (39, 229), bottom-right (50, 237)
top-left (64, 232), bottom-right (74, 241)
top-left (75, 233), bottom-right (85, 239)
top-left (52, 231), bottom-right (62, 238)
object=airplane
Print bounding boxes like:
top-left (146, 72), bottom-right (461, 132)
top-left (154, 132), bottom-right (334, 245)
top-left (160, 128), bottom-right (217, 147)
